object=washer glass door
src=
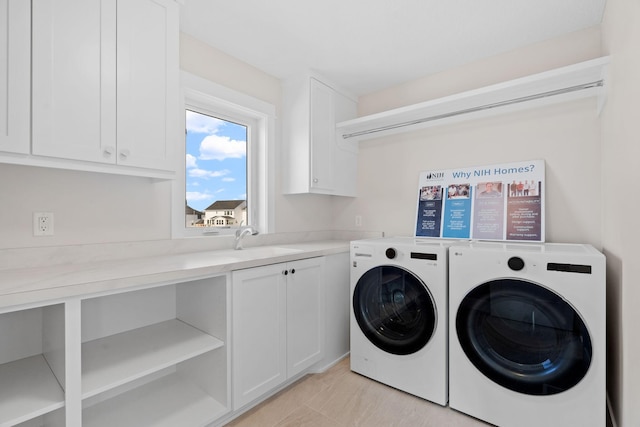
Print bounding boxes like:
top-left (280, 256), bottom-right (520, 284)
top-left (456, 278), bottom-right (592, 395)
top-left (353, 265), bottom-right (436, 355)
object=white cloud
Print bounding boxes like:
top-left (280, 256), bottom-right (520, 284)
top-left (188, 168), bottom-right (231, 179)
top-left (185, 188), bottom-right (225, 206)
top-left (199, 135), bottom-right (246, 161)
top-left (186, 110), bottom-right (223, 134)
top-left (222, 177), bottom-right (235, 182)
top-left (186, 153), bottom-right (198, 169)
top-left (186, 191), bottom-right (214, 203)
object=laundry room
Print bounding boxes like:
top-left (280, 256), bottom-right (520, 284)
top-left (331, 26), bottom-right (631, 427)
top-left (0, 0), bottom-right (637, 426)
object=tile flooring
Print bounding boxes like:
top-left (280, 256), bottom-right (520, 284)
top-left (226, 357), bottom-right (490, 427)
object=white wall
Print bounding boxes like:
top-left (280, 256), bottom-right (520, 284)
top-left (333, 100), bottom-right (602, 244)
top-left (601, 0), bottom-right (640, 425)
top-left (333, 27), bottom-right (604, 247)
top-left (358, 26), bottom-right (602, 116)
top-left (0, 164), bottom-right (172, 248)
top-left (179, 33), bottom-right (281, 108)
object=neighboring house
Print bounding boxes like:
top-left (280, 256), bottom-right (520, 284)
top-left (185, 204), bottom-right (204, 227)
top-left (203, 200), bottom-right (246, 227)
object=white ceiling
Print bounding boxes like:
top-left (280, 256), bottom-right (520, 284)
top-left (180, 0), bottom-right (607, 96)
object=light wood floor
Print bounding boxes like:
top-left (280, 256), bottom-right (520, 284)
top-left (226, 356), bottom-right (490, 427)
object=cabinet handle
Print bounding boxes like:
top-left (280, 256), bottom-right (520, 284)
top-left (313, 178), bottom-right (319, 183)
top-left (283, 270), bottom-right (288, 275)
top-left (103, 146), bottom-right (115, 158)
top-left (119, 149), bottom-right (131, 160)
top-left (290, 268), bottom-right (295, 274)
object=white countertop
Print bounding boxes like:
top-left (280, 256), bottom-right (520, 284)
top-left (0, 240), bottom-right (350, 310)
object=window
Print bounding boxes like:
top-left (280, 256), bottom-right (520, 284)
top-left (185, 110), bottom-right (247, 230)
top-left (173, 72), bottom-right (275, 238)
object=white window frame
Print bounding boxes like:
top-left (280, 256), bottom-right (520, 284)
top-left (172, 71), bottom-right (275, 238)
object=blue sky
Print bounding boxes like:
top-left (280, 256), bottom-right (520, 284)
top-left (185, 110), bottom-right (247, 212)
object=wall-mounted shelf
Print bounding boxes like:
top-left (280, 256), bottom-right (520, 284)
top-left (336, 56), bottom-right (609, 142)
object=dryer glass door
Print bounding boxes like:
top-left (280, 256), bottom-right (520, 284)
top-left (456, 278), bottom-right (592, 395)
top-left (353, 265), bottom-right (436, 355)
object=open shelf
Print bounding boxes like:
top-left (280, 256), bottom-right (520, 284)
top-left (0, 355), bottom-right (65, 426)
top-left (82, 318), bottom-right (224, 399)
top-left (82, 372), bottom-right (226, 427)
top-left (337, 56), bottom-right (609, 141)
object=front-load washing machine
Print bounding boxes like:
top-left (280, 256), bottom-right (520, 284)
top-left (350, 237), bottom-right (451, 405)
top-left (448, 242), bottom-right (605, 427)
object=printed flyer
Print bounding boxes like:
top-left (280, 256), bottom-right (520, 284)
top-left (415, 160), bottom-right (545, 242)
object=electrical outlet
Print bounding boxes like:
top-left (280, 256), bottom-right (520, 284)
top-left (355, 215), bottom-right (363, 227)
top-left (33, 212), bottom-right (54, 236)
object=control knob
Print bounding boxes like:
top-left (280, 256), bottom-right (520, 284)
top-left (385, 248), bottom-right (397, 259)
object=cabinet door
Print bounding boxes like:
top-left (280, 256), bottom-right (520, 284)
top-left (232, 264), bottom-right (287, 410)
top-left (316, 253), bottom-right (349, 368)
top-left (116, 0), bottom-right (178, 170)
top-left (309, 78), bottom-right (335, 193)
top-left (286, 257), bottom-right (325, 377)
top-left (0, 0), bottom-right (30, 154)
top-left (332, 91), bottom-right (358, 197)
top-left (282, 75), bottom-right (358, 196)
top-left (32, 0), bottom-right (178, 171)
top-left (32, 0), bottom-right (117, 163)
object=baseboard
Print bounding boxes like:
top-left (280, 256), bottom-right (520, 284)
top-left (308, 351), bottom-right (350, 374)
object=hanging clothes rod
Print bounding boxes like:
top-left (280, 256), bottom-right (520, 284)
top-left (341, 80), bottom-right (604, 140)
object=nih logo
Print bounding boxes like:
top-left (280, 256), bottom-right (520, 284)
top-left (424, 172), bottom-right (445, 180)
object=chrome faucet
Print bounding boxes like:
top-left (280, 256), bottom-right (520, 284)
top-left (234, 226), bottom-right (259, 250)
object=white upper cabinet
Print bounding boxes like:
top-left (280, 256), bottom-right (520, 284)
top-left (0, 0), bottom-right (30, 155)
top-left (116, 0), bottom-right (179, 171)
top-left (32, 0), bottom-right (116, 164)
top-left (282, 75), bottom-right (358, 197)
top-left (31, 0), bottom-right (178, 173)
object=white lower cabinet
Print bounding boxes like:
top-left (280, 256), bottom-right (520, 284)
top-left (79, 277), bottom-right (229, 427)
top-left (0, 252), bottom-right (345, 426)
top-left (231, 257), bottom-right (325, 410)
top-left (315, 252), bottom-right (350, 369)
top-left (286, 258), bottom-right (326, 378)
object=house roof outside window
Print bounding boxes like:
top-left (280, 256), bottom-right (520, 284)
top-left (204, 200), bottom-right (246, 211)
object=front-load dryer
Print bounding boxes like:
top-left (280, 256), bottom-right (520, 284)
top-left (350, 237), bottom-right (451, 405)
top-left (448, 242), bottom-right (605, 427)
